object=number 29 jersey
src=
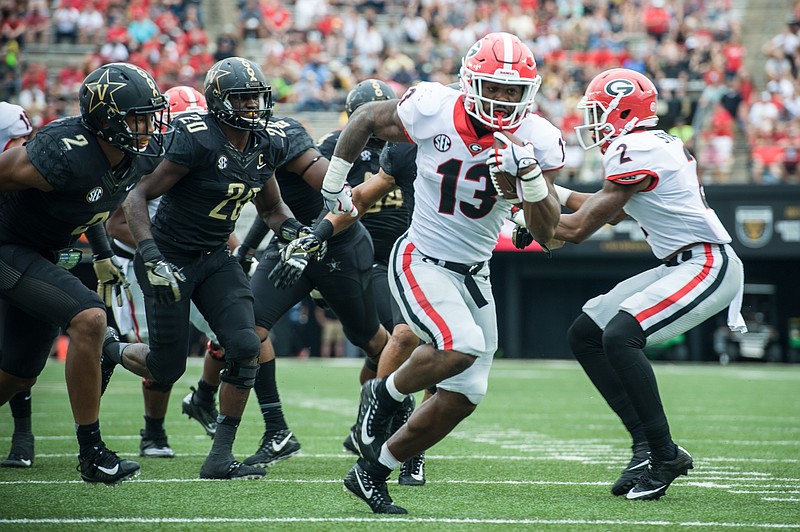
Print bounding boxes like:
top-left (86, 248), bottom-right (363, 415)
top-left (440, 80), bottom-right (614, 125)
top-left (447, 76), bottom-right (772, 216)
top-left (397, 82), bottom-right (564, 264)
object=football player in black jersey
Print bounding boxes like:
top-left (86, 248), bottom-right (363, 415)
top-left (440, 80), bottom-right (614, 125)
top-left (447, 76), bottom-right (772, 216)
top-left (0, 62), bottom-right (171, 485)
top-left (102, 57), bottom-right (331, 480)
top-left (0, 101), bottom-right (35, 470)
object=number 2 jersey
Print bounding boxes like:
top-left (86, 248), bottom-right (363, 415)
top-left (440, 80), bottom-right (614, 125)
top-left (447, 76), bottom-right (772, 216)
top-left (152, 112), bottom-right (291, 254)
top-left (0, 116), bottom-right (157, 253)
top-left (602, 130), bottom-right (731, 260)
top-left (397, 82), bottom-right (564, 264)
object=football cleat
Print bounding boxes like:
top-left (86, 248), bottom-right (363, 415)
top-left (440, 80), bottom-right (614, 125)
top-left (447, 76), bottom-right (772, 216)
top-left (100, 327), bottom-right (120, 395)
top-left (1, 432), bottom-right (34, 468)
top-left (139, 429), bottom-right (175, 458)
top-left (78, 444), bottom-right (140, 486)
top-left (353, 379), bottom-right (401, 464)
top-left (343, 425), bottom-right (359, 456)
top-left (181, 387), bottom-right (218, 438)
top-left (200, 456), bottom-right (266, 480)
top-left (626, 445), bottom-right (694, 500)
top-left (388, 395), bottom-right (415, 437)
top-left (611, 444), bottom-right (650, 496)
top-left (398, 453), bottom-right (426, 486)
top-left (343, 462), bottom-right (407, 514)
top-left (243, 429), bottom-right (301, 467)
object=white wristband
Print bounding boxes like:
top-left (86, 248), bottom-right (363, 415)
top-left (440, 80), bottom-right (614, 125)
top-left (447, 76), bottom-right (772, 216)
top-left (520, 176), bottom-right (549, 203)
top-left (322, 156), bottom-right (353, 193)
top-left (553, 184), bottom-right (573, 206)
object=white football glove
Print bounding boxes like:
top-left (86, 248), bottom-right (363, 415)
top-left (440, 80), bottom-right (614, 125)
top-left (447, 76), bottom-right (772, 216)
top-left (321, 184), bottom-right (358, 217)
top-left (490, 132), bottom-right (540, 177)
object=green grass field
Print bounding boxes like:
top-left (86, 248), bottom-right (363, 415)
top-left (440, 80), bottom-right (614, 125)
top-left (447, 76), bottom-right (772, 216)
top-left (1, 357), bottom-right (799, 531)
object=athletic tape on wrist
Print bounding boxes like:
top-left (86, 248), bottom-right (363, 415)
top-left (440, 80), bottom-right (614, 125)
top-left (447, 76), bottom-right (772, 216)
top-left (553, 184), bottom-right (573, 206)
top-left (520, 176), bottom-right (549, 203)
top-left (322, 156), bottom-right (353, 193)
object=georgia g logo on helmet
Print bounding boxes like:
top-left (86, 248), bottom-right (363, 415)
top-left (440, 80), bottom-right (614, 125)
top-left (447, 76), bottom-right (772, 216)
top-left (604, 79), bottom-right (636, 98)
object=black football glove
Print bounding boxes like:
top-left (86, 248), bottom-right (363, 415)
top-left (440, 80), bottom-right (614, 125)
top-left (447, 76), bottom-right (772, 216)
top-left (511, 225), bottom-right (534, 250)
top-left (137, 239), bottom-right (186, 305)
top-left (233, 245), bottom-right (259, 278)
top-left (268, 233), bottom-right (328, 289)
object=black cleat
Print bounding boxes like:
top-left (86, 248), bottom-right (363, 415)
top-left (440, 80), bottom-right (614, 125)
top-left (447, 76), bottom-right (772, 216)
top-left (78, 444), bottom-right (140, 486)
top-left (139, 429), bottom-right (175, 458)
top-left (181, 387), bottom-right (218, 438)
top-left (388, 395), bottom-right (415, 436)
top-left (100, 327), bottom-right (120, 395)
top-left (1, 432), bottom-right (34, 468)
top-left (626, 445), bottom-right (694, 500)
top-left (344, 462), bottom-right (407, 514)
top-left (200, 456), bottom-right (265, 480)
top-left (611, 445), bottom-right (650, 496)
top-left (343, 425), bottom-right (359, 456)
top-left (398, 453), bottom-right (426, 486)
top-left (243, 429), bottom-right (301, 467)
top-left (353, 379), bottom-right (401, 464)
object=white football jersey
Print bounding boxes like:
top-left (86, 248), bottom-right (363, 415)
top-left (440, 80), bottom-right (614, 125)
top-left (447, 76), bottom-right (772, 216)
top-left (603, 130), bottom-right (731, 260)
top-left (397, 82), bottom-right (564, 263)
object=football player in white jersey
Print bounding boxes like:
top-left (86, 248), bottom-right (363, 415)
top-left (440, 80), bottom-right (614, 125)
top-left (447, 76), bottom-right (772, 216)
top-left (306, 32), bottom-right (563, 513)
top-left (553, 68), bottom-right (746, 501)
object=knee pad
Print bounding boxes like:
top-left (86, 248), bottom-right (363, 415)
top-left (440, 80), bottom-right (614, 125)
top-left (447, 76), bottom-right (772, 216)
top-left (221, 329), bottom-right (260, 361)
top-left (220, 357), bottom-right (260, 389)
top-left (142, 377), bottom-right (173, 393)
top-left (567, 313), bottom-right (604, 357)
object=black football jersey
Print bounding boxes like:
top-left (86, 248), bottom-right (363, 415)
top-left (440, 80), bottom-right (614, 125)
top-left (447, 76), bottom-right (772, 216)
top-left (152, 112), bottom-right (291, 253)
top-left (0, 116), bottom-right (154, 252)
top-left (355, 141), bottom-right (416, 263)
top-left (268, 116), bottom-right (321, 226)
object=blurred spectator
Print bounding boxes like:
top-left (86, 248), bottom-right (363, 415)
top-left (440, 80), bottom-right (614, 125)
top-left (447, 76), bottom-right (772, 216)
top-left (25, 2), bottom-right (49, 45)
top-left (78, 3), bottom-right (105, 45)
top-left (748, 91), bottom-right (780, 131)
top-left (214, 27), bottom-right (238, 61)
top-left (52, 1), bottom-right (80, 45)
top-left (239, 0), bottom-right (263, 40)
top-left (315, 307), bottom-right (345, 358)
top-left (128, 5), bottom-right (159, 46)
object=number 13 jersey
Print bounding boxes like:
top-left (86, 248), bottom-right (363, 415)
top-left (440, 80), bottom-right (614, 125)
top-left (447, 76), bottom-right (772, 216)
top-left (397, 82), bottom-right (564, 264)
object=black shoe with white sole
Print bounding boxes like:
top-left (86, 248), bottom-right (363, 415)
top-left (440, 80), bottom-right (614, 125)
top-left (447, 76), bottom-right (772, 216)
top-left (611, 445), bottom-right (650, 496)
top-left (626, 445), bottom-right (693, 500)
top-left (78, 444), bottom-right (140, 486)
top-left (343, 461), bottom-right (407, 514)
top-left (398, 453), bottom-right (425, 486)
top-left (243, 429), bottom-right (301, 467)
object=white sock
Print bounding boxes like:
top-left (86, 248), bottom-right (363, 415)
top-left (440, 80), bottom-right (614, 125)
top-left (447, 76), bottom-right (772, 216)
top-left (377, 442), bottom-right (401, 470)
top-left (385, 373), bottom-right (406, 402)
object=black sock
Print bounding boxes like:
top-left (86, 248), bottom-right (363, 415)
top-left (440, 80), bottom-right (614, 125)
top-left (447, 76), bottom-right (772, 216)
top-left (194, 379), bottom-right (217, 404)
top-left (144, 415), bottom-right (165, 435)
top-left (9, 391), bottom-right (32, 433)
top-left (253, 359), bottom-right (287, 434)
top-left (208, 415), bottom-right (239, 459)
top-left (76, 421), bottom-right (102, 454)
top-left (604, 312), bottom-right (674, 458)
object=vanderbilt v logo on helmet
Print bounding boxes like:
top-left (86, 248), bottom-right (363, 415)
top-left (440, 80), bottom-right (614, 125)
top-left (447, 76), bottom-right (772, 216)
top-left (79, 62), bottom-right (172, 157)
top-left (204, 57), bottom-right (272, 131)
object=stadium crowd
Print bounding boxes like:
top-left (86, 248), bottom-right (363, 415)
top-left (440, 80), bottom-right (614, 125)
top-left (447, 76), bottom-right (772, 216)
top-left (0, 0), bottom-right (797, 184)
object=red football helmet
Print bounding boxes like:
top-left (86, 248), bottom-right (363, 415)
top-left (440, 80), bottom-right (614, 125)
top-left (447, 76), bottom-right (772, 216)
top-left (575, 68), bottom-right (659, 151)
top-left (165, 85), bottom-right (207, 116)
top-left (459, 32), bottom-right (541, 130)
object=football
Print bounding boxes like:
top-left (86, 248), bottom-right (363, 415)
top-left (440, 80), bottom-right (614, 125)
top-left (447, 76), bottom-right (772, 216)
top-left (491, 131), bottom-right (526, 204)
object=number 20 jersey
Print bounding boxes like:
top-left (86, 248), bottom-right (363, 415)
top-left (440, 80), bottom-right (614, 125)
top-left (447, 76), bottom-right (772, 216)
top-left (397, 82), bottom-right (564, 264)
top-left (152, 112), bottom-right (291, 253)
